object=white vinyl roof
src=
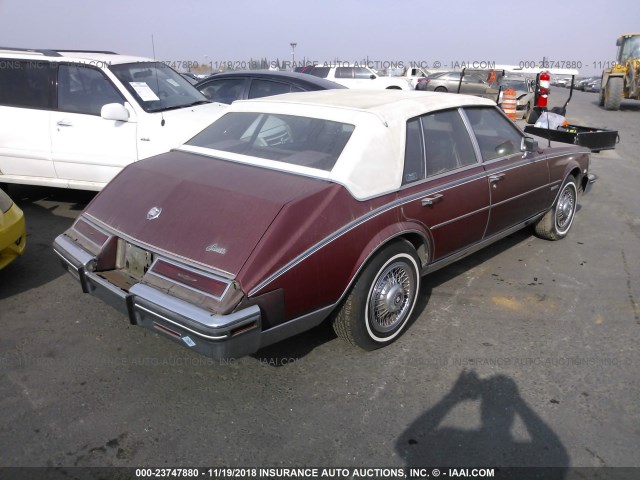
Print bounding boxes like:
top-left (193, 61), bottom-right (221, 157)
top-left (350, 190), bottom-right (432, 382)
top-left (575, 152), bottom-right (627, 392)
top-left (179, 90), bottom-right (497, 200)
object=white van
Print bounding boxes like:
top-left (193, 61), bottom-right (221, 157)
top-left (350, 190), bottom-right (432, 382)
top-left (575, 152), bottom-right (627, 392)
top-left (0, 48), bottom-right (226, 190)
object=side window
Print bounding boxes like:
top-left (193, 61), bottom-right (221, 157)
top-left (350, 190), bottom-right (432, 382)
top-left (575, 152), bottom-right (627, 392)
top-left (248, 79), bottom-right (291, 99)
top-left (402, 118), bottom-right (425, 185)
top-left (335, 67), bottom-right (354, 79)
top-left (0, 60), bottom-right (51, 108)
top-left (464, 107), bottom-right (523, 161)
top-left (354, 68), bottom-right (373, 79)
top-left (422, 109), bottom-right (477, 176)
top-left (198, 78), bottom-right (245, 104)
top-left (57, 65), bottom-right (123, 115)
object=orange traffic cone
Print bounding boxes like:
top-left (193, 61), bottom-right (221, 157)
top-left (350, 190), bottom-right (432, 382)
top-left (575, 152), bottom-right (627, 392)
top-left (501, 88), bottom-right (517, 120)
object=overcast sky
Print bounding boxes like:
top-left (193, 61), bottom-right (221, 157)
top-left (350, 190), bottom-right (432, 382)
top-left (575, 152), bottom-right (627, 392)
top-left (1, 0), bottom-right (639, 75)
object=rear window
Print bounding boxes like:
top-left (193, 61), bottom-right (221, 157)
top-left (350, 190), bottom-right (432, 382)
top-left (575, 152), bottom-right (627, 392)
top-left (186, 112), bottom-right (355, 171)
top-left (306, 67), bottom-right (331, 78)
top-left (0, 60), bottom-right (51, 108)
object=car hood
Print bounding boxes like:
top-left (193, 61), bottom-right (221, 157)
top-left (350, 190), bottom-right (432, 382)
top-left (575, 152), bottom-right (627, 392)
top-left (83, 150), bottom-right (333, 277)
top-left (151, 102), bottom-right (227, 143)
top-left (136, 102), bottom-right (228, 159)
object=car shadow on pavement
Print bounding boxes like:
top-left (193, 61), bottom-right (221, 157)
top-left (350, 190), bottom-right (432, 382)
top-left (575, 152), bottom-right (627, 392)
top-left (417, 229), bottom-right (534, 298)
top-left (395, 370), bottom-right (570, 475)
top-left (254, 230), bottom-right (535, 366)
top-left (0, 185), bottom-right (95, 299)
top-left (252, 321), bottom-right (338, 366)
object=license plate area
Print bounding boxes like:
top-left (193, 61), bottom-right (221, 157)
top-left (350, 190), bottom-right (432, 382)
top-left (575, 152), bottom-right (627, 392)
top-left (122, 242), bottom-right (153, 280)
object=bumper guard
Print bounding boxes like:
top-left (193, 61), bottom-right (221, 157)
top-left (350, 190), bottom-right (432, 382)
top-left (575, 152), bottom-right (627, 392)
top-left (53, 234), bottom-right (262, 359)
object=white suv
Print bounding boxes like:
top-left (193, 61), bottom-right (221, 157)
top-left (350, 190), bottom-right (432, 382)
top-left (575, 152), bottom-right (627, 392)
top-left (0, 48), bottom-right (226, 190)
top-left (306, 65), bottom-right (412, 90)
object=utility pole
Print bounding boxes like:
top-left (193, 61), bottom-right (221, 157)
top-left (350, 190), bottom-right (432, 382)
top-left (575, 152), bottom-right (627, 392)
top-left (290, 42), bottom-right (297, 71)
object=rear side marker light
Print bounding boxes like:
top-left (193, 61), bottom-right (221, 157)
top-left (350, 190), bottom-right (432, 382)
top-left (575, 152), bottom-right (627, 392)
top-left (230, 321), bottom-right (258, 337)
top-left (153, 322), bottom-right (182, 339)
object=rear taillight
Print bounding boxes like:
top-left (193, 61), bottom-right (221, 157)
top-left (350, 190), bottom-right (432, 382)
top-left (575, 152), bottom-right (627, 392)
top-left (149, 259), bottom-right (230, 299)
top-left (74, 218), bottom-right (109, 248)
top-left (0, 189), bottom-right (13, 213)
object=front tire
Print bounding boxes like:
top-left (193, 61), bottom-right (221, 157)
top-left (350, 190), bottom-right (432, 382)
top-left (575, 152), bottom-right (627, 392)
top-left (534, 177), bottom-right (578, 240)
top-left (333, 241), bottom-right (421, 351)
top-left (604, 77), bottom-right (623, 110)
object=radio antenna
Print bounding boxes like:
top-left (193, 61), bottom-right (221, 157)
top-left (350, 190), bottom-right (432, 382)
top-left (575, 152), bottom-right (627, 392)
top-left (151, 34), bottom-right (165, 126)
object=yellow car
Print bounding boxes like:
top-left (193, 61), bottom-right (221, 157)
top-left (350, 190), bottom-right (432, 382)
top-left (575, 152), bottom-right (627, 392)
top-left (0, 188), bottom-right (26, 269)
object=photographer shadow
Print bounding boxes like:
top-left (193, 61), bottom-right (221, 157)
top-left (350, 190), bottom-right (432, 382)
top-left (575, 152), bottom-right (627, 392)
top-left (396, 371), bottom-right (569, 477)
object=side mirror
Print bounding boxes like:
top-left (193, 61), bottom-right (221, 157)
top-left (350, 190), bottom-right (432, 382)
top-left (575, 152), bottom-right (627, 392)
top-left (495, 140), bottom-right (515, 157)
top-left (101, 103), bottom-right (129, 122)
top-left (522, 136), bottom-right (538, 152)
top-left (370, 74), bottom-right (376, 80)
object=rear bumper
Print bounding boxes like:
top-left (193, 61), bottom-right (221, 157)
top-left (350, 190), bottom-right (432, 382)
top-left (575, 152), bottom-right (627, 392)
top-left (53, 234), bottom-right (262, 360)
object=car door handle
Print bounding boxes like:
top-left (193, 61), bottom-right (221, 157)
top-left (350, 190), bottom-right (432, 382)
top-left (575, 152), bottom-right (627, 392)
top-left (421, 194), bottom-right (443, 206)
top-left (489, 173), bottom-right (506, 182)
top-left (56, 120), bottom-right (73, 127)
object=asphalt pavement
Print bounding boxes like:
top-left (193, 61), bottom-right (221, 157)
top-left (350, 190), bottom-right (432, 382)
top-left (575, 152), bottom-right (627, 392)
top-left (0, 87), bottom-right (639, 472)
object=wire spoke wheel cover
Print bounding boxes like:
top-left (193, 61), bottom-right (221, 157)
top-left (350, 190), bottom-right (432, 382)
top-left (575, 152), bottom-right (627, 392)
top-left (555, 183), bottom-right (576, 234)
top-left (534, 176), bottom-right (578, 241)
top-left (364, 252), bottom-right (419, 343)
top-left (368, 261), bottom-right (414, 334)
top-left (333, 242), bottom-right (421, 350)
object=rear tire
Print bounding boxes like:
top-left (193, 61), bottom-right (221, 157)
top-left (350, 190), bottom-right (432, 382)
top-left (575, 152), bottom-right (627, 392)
top-left (534, 177), bottom-right (578, 241)
top-left (598, 80), bottom-right (605, 106)
top-left (333, 241), bottom-right (421, 351)
top-left (604, 77), bottom-right (623, 110)
top-left (434, 86), bottom-right (447, 93)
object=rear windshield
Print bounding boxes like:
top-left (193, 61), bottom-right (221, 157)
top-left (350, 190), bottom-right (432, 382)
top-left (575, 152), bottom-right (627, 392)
top-left (186, 112), bottom-right (355, 171)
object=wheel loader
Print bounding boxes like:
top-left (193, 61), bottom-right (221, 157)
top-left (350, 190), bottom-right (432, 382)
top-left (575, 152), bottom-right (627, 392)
top-left (600, 33), bottom-right (640, 110)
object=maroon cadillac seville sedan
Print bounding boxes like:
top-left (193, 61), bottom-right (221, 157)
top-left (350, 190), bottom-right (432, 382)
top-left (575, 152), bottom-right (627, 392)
top-left (53, 90), bottom-right (596, 359)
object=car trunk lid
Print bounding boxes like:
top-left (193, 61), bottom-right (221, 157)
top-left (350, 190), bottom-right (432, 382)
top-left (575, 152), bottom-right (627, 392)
top-left (84, 150), bottom-right (333, 277)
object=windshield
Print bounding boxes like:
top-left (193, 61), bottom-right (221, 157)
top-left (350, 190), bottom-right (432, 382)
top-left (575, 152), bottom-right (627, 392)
top-left (186, 112), bottom-right (355, 172)
top-left (109, 62), bottom-right (209, 112)
top-left (501, 80), bottom-right (528, 91)
top-left (619, 35), bottom-right (640, 62)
